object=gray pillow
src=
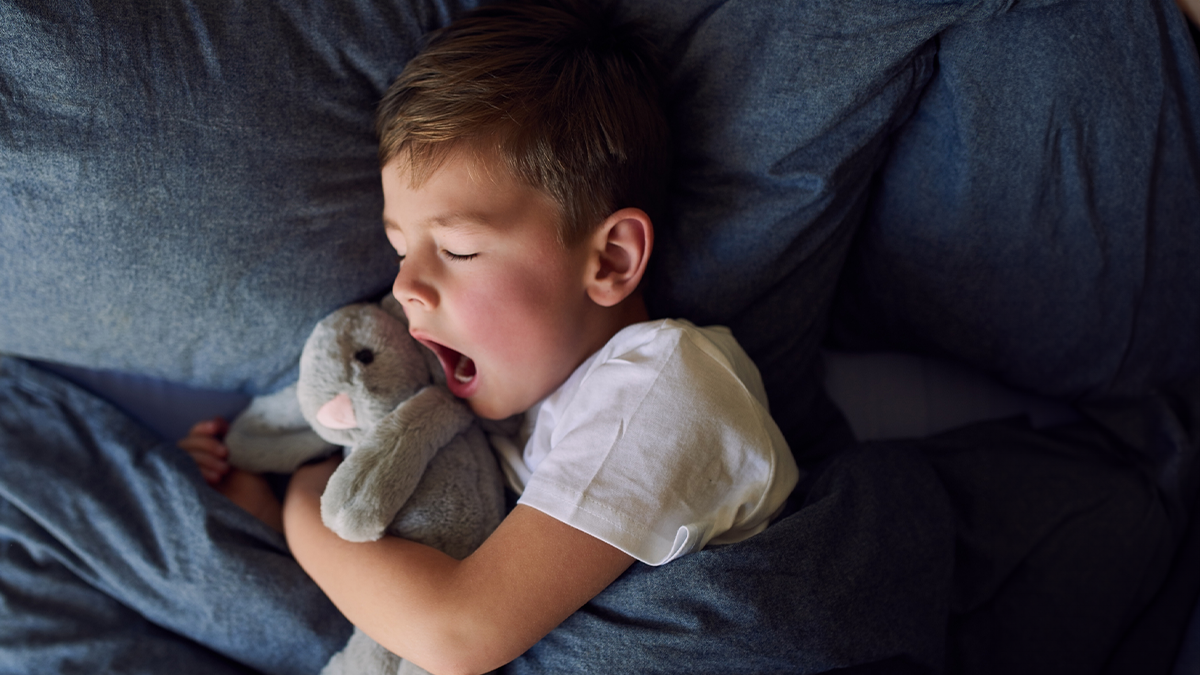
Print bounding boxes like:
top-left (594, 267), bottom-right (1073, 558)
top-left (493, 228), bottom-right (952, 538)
top-left (2, 0), bottom-right (970, 454)
top-left (0, 0), bottom-right (477, 393)
top-left (829, 0), bottom-right (1200, 401)
top-left (10, 0), bottom-right (1177, 450)
top-left (632, 0), bottom-right (1005, 449)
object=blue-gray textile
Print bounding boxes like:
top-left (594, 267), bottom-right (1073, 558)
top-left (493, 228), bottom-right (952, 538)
top-left (829, 0), bottom-right (1200, 402)
top-left (0, 0), bottom-right (477, 395)
top-left (4, 0), bottom-right (1195, 454)
top-left (0, 356), bottom-right (958, 673)
top-left (4, 357), bottom-right (1194, 673)
top-left (0, 358), bottom-right (353, 674)
top-left (3, 0), bottom-right (1200, 672)
top-left (511, 379), bottom-right (1200, 674)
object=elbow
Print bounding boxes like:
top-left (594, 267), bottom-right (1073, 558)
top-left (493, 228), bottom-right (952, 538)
top-left (377, 616), bottom-right (519, 675)
top-left (418, 657), bottom-right (496, 675)
top-left (406, 644), bottom-right (494, 675)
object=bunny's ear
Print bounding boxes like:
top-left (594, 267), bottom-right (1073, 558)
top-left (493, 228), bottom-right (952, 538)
top-left (380, 294), bottom-right (408, 326)
top-left (377, 294), bottom-right (442, 385)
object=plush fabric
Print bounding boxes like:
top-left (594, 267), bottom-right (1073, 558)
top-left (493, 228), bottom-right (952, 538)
top-left (829, 0), bottom-right (1200, 401)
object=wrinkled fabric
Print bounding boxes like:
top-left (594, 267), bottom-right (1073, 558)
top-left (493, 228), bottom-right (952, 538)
top-left (511, 442), bottom-right (957, 675)
top-left (0, 0), bottom-right (477, 394)
top-left (1, 371), bottom-right (1195, 673)
top-left (2, 0), bottom-right (1199, 672)
top-left (4, 0), bottom-right (1197, 453)
top-left (0, 358), bottom-right (352, 674)
top-left (513, 387), bottom-right (1199, 675)
top-left (917, 415), bottom-right (1189, 675)
top-left (830, 0), bottom-right (1200, 402)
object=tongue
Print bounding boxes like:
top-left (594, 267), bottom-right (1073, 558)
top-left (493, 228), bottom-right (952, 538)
top-left (453, 353), bottom-right (476, 383)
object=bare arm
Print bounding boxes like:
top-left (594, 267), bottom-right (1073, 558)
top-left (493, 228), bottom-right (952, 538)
top-left (283, 457), bottom-right (635, 675)
top-left (1181, 0), bottom-right (1200, 27)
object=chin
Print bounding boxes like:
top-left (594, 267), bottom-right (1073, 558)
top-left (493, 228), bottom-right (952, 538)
top-left (468, 398), bottom-right (510, 421)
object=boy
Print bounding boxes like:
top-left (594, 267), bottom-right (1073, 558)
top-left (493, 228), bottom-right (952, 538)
top-left (182, 1), bottom-right (799, 672)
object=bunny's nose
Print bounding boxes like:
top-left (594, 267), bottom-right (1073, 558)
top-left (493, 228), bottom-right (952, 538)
top-left (316, 392), bottom-right (358, 430)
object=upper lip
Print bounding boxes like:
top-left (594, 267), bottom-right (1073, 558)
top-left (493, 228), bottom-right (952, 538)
top-left (410, 331), bottom-right (442, 354)
top-left (409, 329), bottom-right (465, 372)
top-left (405, 325), bottom-right (436, 347)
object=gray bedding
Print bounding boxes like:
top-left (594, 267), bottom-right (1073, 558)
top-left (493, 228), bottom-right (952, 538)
top-left (2, 0), bottom-right (1199, 671)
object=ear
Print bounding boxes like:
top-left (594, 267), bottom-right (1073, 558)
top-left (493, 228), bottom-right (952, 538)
top-left (585, 208), bottom-right (654, 307)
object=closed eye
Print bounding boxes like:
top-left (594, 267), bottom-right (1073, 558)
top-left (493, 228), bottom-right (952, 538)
top-left (442, 250), bottom-right (478, 262)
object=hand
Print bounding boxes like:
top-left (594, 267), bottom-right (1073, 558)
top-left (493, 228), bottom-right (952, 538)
top-left (178, 417), bottom-right (231, 485)
top-left (179, 416), bottom-right (283, 532)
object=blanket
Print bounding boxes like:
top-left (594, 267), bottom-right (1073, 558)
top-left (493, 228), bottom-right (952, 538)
top-left (2, 357), bottom-right (1196, 674)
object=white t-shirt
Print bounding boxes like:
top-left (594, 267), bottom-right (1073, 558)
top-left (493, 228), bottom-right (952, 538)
top-left (493, 319), bottom-right (801, 566)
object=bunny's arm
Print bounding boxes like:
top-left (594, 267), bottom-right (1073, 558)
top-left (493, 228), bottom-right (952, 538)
top-left (321, 385), bottom-right (474, 542)
top-left (226, 383), bottom-right (337, 474)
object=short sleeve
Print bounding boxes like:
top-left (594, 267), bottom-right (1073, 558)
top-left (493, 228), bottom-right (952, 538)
top-left (518, 323), bottom-right (799, 566)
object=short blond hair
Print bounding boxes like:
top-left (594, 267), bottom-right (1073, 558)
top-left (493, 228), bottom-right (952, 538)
top-left (376, 0), bottom-right (671, 246)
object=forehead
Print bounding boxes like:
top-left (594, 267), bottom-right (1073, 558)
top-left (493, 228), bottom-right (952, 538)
top-left (381, 152), bottom-right (564, 239)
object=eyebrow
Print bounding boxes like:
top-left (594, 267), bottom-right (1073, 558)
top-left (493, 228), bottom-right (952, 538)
top-left (383, 213), bottom-right (493, 232)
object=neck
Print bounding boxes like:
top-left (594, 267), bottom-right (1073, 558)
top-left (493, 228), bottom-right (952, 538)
top-left (579, 291), bottom-right (649, 363)
top-left (606, 291), bottom-right (649, 338)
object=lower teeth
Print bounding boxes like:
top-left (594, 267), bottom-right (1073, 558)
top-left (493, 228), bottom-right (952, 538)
top-left (454, 354), bottom-right (475, 383)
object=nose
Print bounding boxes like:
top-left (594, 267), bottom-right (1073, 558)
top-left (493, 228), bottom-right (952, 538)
top-left (392, 254), bottom-right (439, 310)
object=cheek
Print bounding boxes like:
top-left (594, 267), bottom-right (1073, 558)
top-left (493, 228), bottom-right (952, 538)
top-left (456, 267), bottom-right (574, 360)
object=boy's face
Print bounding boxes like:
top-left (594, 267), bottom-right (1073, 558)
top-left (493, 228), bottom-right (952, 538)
top-left (382, 152), bottom-right (606, 420)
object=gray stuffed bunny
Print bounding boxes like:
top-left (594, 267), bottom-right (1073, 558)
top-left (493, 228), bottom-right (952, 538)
top-left (226, 296), bottom-right (506, 675)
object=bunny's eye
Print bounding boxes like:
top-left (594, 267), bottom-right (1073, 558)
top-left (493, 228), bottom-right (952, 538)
top-left (354, 349), bottom-right (375, 365)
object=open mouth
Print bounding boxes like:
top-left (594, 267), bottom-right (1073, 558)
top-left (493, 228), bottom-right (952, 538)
top-left (451, 351), bottom-right (476, 383)
top-left (420, 339), bottom-right (478, 395)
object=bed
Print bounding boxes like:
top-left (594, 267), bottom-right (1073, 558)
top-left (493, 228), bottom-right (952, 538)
top-left (2, 0), bottom-right (1198, 672)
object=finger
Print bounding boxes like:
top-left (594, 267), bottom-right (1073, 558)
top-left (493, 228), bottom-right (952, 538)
top-left (177, 435), bottom-right (229, 459)
top-left (187, 417), bottom-right (230, 439)
top-left (187, 455), bottom-right (231, 488)
top-left (186, 448), bottom-right (230, 473)
top-left (199, 465), bottom-right (226, 486)
top-left (189, 453), bottom-right (230, 486)
top-left (187, 419), bottom-right (215, 437)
